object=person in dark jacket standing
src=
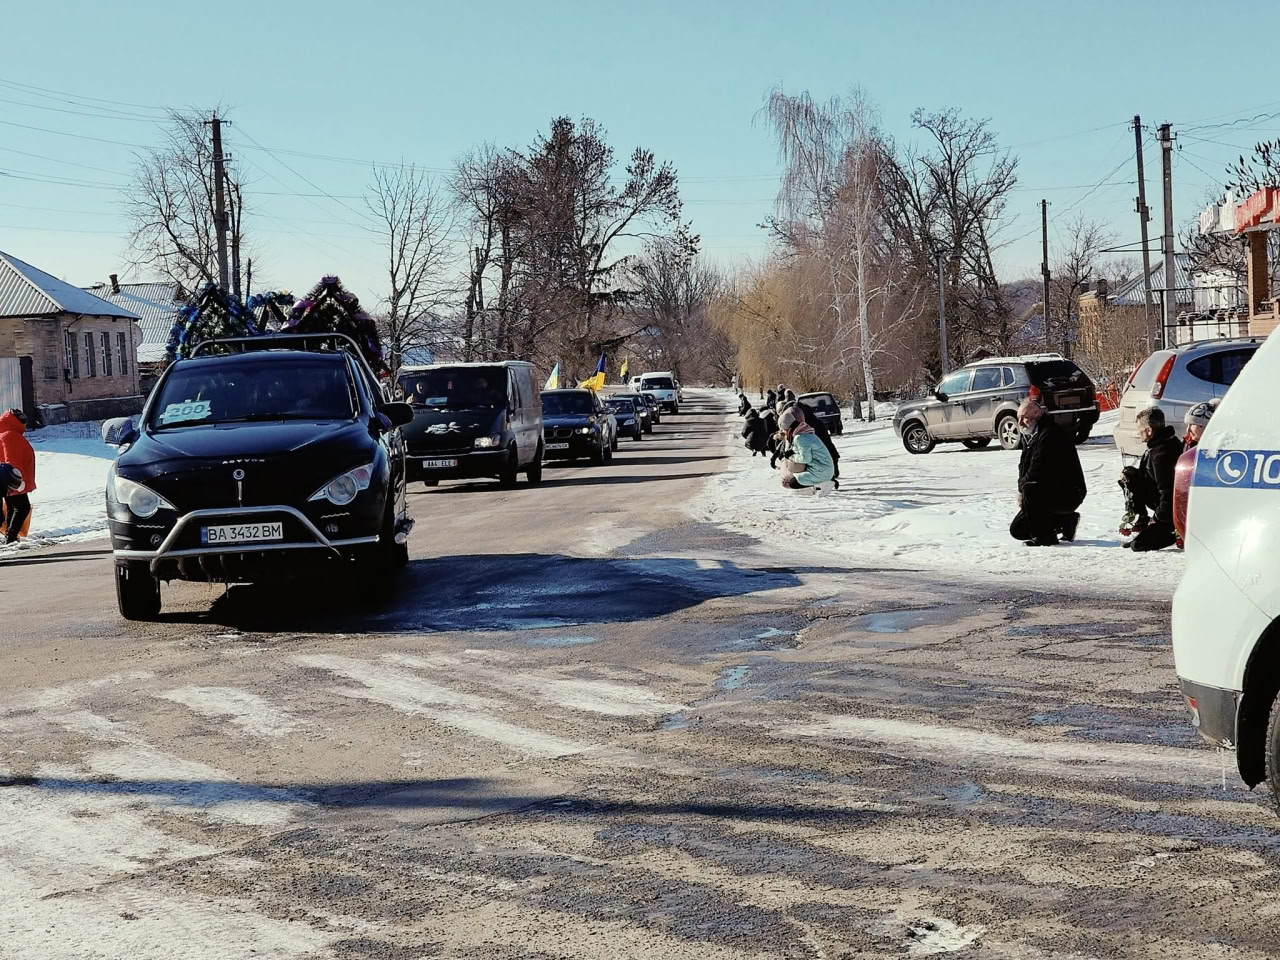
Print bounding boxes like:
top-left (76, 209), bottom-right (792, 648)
top-left (737, 393), bottom-right (751, 417)
top-left (1119, 406), bottom-right (1182, 552)
top-left (1009, 399), bottom-right (1086, 546)
top-left (741, 407), bottom-right (769, 456)
top-left (764, 389), bottom-right (777, 413)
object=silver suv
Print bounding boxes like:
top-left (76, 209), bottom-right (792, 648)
top-left (893, 353), bottom-right (1099, 454)
top-left (1114, 337), bottom-right (1260, 460)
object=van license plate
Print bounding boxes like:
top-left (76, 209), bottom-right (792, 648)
top-left (1057, 396), bottom-right (1080, 406)
top-left (422, 458), bottom-right (458, 469)
top-left (201, 522), bottom-right (284, 545)
top-left (547, 443), bottom-right (570, 450)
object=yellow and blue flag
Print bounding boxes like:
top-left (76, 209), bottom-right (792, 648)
top-left (619, 358), bottom-right (629, 382)
top-left (578, 353), bottom-right (606, 392)
top-left (544, 363), bottom-right (560, 391)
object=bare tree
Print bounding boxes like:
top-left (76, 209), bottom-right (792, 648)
top-left (1049, 214), bottom-right (1115, 357)
top-left (631, 240), bottom-right (725, 381)
top-left (125, 108), bottom-right (250, 298)
top-left (762, 87), bottom-right (914, 418)
top-left (366, 163), bottom-right (457, 373)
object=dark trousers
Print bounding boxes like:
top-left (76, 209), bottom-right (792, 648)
top-left (4, 493), bottom-right (29, 541)
top-left (1120, 467), bottom-right (1177, 551)
top-left (1009, 508), bottom-right (1074, 543)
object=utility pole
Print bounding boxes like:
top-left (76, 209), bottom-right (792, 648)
top-left (1159, 123), bottom-right (1176, 347)
top-left (1041, 199), bottom-right (1052, 350)
top-left (1133, 115), bottom-right (1156, 350)
top-left (207, 112), bottom-right (231, 295)
top-left (935, 247), bottom-right (949, 374)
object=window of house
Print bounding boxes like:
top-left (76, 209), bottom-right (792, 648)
top-left (102, 332), bottom-right (113, 377)
top-left (117, 332), bottom-right (129, 376)
top-left (84, 332), bottom-right (97, 377)
top-left (66, 331), bottom-right (79, 379)
top-left (42, 327), bottom-right (59, 380)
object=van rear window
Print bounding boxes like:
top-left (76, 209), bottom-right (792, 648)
top-left (642, 377), bottom-right (674, 390)
top-left (1129, 351), bottom-right (1173, 392)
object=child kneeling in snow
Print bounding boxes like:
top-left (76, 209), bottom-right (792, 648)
top-left (778, 406), bottom-right (836, 496)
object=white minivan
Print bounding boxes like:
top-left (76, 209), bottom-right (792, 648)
top-left (1171, 328), bottom-right (1280, 808)
top-left (638, 372), bottom-right (679, 413)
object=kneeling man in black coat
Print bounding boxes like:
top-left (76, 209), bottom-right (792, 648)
top-left (1010, 399), bottom-right (1086, 546)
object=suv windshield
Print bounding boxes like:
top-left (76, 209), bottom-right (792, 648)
top-left (1026, 360), bottom-right (1087, 386)
top-left (542, 393), bottom-right (593, 416)
top-left (149, 358), bottom-right (356, 429)
top-left (400, 367), bottom-right (506, 409)
top-left (642, 377), bottom-right (674, 390)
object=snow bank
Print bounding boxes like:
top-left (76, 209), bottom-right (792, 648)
top-left (690, 406), bottom-right (1183, 598)
top-left (0, 421), bottom-right (116, 553)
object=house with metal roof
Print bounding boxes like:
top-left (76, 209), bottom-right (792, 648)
top-left (0, 251), bottom-right (143, 418)
top-left (82, 275), bottom-right (185, 366)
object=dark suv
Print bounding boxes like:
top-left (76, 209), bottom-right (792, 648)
top-left (894, 354), bottom-right (1098, 454)
top-left (102, 335), bottom-right (414, 620)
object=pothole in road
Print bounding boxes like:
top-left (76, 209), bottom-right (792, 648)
top-left (849, 604), bottom-right (986, 634)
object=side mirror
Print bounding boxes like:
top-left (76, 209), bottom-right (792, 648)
top-left (382, 402), bottom-right (414, 428)
top-left (934, 391), bottom-right (948, 403)
top-left (102, 416), bottom-right (138, 447)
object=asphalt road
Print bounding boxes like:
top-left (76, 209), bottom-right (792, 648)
top-left (2, 391), bottom-right (1277, 959)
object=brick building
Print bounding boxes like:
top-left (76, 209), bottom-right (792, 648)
top-left (0, 250), bottom-right (143, 418)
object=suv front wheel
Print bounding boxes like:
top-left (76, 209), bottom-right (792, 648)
top-left (116, 562), bottom-right (161, 621)
top-left (996, 413), bottom-right (1022, 451)
top-left (901, 421), bottom-right (935, 455)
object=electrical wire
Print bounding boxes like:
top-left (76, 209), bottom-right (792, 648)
top-left (0, 75), bottom-right (167, 113)
top-left (234, 126), bottom-right (378, 230)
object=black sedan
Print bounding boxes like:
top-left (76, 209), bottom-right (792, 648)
top-left (102, 336), bottom-right (414, 620)
top-left (541, 389), bottom-right (612, 463)
top-left (605, 396), bottom-right (645, 440)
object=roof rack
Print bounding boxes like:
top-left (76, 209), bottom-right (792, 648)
top-left (964, 351), bottom-right (1066, 366)
top-left (190, 333), bottom-right (382, 382)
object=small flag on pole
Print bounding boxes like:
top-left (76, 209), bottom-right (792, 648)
top-left (544, 363), bottom-right (560, 391)
top-left (578, 353), bottom-right (606, 392)
top-left (619, 358), bottom-right (629, 381)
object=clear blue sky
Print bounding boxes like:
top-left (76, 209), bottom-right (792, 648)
top-left (0, 0), bottom-right (1267, 305)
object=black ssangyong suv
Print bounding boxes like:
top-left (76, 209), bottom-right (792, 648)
top-left (103, 335), bottom-right (414, 620)
top-left (893, 353), bottom-right (1099, 454)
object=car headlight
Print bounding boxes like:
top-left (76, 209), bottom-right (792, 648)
top-left (108, 470), bottom-right (175, 519)
top-left (473, 435), bottom-right (502, 448)
top-left (308, 463), bottom-right (375, 506)
top-left (576, 426), bottom-right (593, 435)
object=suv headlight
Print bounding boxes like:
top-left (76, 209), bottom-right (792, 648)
top-left (473, 435), bottom-right (502, 448)
top-left (309, 463), bottom-right (375, 506)
top-left (108, 470), bottom-right (175, 519)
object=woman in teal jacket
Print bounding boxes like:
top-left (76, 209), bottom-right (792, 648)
top-left (778, 406), bottom-right (834, 491)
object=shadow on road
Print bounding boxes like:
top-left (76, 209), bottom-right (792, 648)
top-left (0, 548), bottom-right (111, 568)
top-left (155, 552), bottom-right (812, 633)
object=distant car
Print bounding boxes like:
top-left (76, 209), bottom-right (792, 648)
top-left (611, 392), bottom-right (653, 433)
top-left (397, 361), bottom-right (542, 488)
top-left (605, 396), bottom-right (644, 440)
top-left (893, 353), bottom-right (1099, 454)
top-left (639, 372), bottom-right (679, 413)
top-left (102, 334), bottom-right (414, 620)
top-left (1114, 338), bottom-right (1260, 461)
top-left (640, 391), bottom-right (661, 426)
top-left (798, 392), bottom-right (844, 436)
top-left (541, 389), bottom-right (613, 464)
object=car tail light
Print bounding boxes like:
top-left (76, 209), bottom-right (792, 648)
top-left (1149, 355), bottom-right (1176, 399)
top-left (1028, 385), bottom-right (1042, 401)
top-left (1173, 447), bottom-right (1197, 539)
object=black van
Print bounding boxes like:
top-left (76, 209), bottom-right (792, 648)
top-left (398, 361), bottom-right (543, 488)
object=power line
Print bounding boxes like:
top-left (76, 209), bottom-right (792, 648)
top-left (0, 75), bottom-right (167, 113)
top-left (0, 145), bottom-right (129, 177)
top-left (234, 126), bottom-right (377, 230)
top-left (0, 117), bottom-right (148, 148)
top-left (0, 93), bottom-right (164, 124)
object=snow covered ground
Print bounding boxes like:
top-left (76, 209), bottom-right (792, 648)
top-left (690, 398), bottom-right (1183, 599)
top-left (0, 421), bottom-right (116, 554)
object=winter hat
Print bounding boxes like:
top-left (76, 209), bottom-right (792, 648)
top-left (1185, 398), bottom-right (1219, 428)
top-left (779, 406), bottom-right (803, 432)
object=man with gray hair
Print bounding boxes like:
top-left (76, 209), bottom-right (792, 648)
top-left (1118, 405), bottom-right (1182, 551)
top-left (1009, 398), bottom-right (1086, 546)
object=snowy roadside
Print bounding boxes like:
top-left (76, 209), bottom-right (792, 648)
top-left (0, 421), bottom-right (116, 555)
top-left (688, 395), bottom-right (1182, 600)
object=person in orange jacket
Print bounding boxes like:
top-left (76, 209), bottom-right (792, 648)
top-left (0, 409), bottom-right (35, 543)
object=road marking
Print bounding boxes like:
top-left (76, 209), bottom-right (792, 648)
top-left (295, 653), bottom-right (496, 711)
top-left (158, 686), bottom-right (302, 738)
top-left (785, 715), bottom-right (1225, 784)
top-left (535, 678), bottom-right (685, 717)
